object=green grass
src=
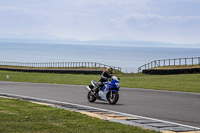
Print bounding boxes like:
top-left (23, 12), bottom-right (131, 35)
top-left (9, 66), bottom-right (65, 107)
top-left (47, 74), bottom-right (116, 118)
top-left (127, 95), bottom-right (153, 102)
top-left (118, 73), bottom-right (200, 93)
top-left (1, 70), bottom-right (200, 93)
top-left (0, 70), bottom-right (99, 85)
top-left (0, 97), bottom-right (159, 133)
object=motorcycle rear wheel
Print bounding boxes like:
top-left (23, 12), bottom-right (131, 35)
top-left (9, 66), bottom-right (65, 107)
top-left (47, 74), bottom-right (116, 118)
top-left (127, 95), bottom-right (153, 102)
top-left (107, 91), bottom-right (119, 104)
top-left (87, 91), bottom-right (96, 102)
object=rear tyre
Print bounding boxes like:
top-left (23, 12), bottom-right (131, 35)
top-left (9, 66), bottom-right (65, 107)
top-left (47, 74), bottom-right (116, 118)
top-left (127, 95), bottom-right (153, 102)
top-left (87, 91), bottom-right (96, 102)
top-left (107, 91), bottom-right (119, 104)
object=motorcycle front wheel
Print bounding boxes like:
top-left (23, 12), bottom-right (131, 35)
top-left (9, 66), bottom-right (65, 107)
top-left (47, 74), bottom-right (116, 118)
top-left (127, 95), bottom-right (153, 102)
top-left (107, 91), bottom-right (119, 104)
top-left (87, 91), bottom-right (96, 102)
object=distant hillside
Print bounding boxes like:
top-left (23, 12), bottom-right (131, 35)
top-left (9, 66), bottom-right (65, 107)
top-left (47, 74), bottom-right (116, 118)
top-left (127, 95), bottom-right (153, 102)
top-left (0, 38), bottom-right (200, 48)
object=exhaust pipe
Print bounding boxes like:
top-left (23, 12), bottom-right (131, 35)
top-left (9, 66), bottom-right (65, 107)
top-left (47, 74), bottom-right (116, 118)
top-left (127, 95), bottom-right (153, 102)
top-left (86, 86), bottom-right (91, 91)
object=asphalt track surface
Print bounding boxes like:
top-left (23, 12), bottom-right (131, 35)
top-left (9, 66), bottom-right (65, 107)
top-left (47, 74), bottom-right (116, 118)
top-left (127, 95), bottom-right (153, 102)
top-left (0, 81), bottom-right (199, 128)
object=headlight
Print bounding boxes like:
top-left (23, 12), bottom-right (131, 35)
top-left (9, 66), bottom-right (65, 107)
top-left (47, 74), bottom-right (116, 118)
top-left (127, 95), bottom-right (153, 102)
top-left (115, 83), bottom-right (120, 88)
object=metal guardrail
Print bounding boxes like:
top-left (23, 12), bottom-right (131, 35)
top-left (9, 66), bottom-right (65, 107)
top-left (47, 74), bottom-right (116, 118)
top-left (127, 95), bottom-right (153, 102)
top-left (0, 61), bottom-right (122, 71)
top-left (138, 57), bottom-right (200, 73)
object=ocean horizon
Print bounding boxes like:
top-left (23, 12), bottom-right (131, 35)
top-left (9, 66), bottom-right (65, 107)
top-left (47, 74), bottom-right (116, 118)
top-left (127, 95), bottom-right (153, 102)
top-left (0, 41), bottom-right (200, 73)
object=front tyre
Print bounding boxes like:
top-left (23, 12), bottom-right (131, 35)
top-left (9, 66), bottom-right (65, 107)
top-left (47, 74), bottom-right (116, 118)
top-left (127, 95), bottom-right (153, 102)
top-left (107, 91), bottom-right (119, 104)
top-left (87, 91), bottom-right (96, 102)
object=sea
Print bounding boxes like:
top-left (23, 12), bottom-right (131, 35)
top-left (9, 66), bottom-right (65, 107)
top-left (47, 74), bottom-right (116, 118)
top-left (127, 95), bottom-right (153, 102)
top-left (0, 41), bottom-right (200, 73)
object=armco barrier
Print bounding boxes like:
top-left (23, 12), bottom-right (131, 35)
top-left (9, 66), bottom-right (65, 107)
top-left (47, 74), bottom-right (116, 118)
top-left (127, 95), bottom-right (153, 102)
top-left (0, 61), bottom-right (121, 72)
top-left (142, 68), bottom-right (200, 75)
top-left (138, 57), bottom-right (200, 73)
top-left (0, 68), bottom-right (102, 75)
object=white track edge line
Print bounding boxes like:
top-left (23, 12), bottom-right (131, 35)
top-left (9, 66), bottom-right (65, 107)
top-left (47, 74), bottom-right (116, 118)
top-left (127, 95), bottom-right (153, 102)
top-left (1, 93), bottom-right (200, 130)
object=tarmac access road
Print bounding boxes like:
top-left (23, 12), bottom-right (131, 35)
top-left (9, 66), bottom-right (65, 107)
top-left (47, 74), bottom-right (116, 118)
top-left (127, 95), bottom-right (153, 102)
top-left (0, 81), bottom-right (199, 128)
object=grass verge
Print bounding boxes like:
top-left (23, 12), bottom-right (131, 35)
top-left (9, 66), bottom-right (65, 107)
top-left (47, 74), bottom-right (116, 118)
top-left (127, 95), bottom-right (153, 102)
top-left (0, 97), bottom-right (159, 133)
top-left (0, 70), bottom-right (200, 93)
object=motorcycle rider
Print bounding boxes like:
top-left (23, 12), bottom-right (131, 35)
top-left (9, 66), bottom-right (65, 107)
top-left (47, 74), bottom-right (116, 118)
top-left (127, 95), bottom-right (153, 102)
top-left (87, 67), bottom-right (113, 95)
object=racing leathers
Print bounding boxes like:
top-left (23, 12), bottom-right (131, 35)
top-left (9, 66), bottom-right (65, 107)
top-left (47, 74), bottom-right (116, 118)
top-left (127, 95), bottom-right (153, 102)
top-left (94, 70), bottom-right (112, 94)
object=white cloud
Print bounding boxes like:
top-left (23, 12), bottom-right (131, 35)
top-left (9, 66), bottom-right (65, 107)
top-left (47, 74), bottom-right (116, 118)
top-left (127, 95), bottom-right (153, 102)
top-left (0, 0), bottom-right (200, 44)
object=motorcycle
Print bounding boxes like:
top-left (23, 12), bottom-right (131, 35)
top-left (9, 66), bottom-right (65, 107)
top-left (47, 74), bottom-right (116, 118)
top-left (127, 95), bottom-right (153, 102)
top-left (86, 76), bottom-right (120, 104)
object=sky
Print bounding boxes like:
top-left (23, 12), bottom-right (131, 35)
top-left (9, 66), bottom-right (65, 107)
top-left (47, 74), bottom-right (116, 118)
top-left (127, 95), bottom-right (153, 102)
top-left (0, 0), bottom-right (200, 45)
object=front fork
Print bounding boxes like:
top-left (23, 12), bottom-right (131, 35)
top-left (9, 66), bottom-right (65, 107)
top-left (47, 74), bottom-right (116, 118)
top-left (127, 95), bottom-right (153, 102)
top-left (110, 90), bottom-right (113, 98)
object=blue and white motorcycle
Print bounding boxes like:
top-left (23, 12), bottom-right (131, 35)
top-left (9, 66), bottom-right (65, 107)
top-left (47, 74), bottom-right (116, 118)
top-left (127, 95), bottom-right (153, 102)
top-left (86, 76), bottom-right (120, 104)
